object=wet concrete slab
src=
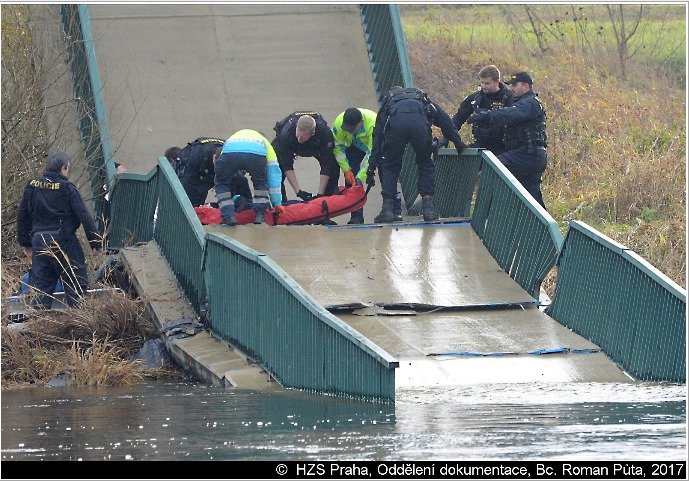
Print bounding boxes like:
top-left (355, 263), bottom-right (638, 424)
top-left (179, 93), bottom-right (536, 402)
top-left (338, 307), bottom-right (632, 386)
top-left (119, 241), bottom-right (277, 391)
top-left (206, 222), bottom-right (536, 308)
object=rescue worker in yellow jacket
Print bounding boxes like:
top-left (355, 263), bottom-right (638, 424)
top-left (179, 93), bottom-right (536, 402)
top-left (331, 107), bottom-right (378, 224)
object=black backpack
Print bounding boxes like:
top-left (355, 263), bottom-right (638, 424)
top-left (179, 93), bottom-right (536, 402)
top-left (384, 87), bottom-right (436, 121)
top-left (176, 137), bottom-right (224, 178)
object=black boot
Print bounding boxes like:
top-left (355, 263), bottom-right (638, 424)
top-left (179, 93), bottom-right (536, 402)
top-left (421, 196), bottom-right (438, 221)
top-left (393, 197), bottom-right (403, 222)
top-left (374, 198), bottom-right (395, 223)
top-left (347, 209), bottom-right (364, 225)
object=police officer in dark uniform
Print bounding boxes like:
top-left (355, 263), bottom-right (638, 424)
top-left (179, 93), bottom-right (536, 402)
top-left (468, 72), bottom-right (547, 209)
top-left (17, 151), bottom-right (101, 308)
top-left (367, 86), bottom-right (465, 222)
top-left (164, 137), bottom-right (251, 206)
top-left (271, 111), bottom-right (340, 202)
top-left (449, 64), bottom-right (513, 155)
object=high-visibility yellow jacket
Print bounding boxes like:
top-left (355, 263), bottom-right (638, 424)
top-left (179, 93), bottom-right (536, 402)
top-left (331, 108), bottom-right (376, 179)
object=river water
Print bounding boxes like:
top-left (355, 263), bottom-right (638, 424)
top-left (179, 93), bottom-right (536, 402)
top-left (1, 381), bottom-right (685, 462)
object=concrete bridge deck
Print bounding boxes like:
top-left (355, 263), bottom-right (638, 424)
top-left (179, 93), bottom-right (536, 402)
top-left (90, 5), bottom-right (631, 393)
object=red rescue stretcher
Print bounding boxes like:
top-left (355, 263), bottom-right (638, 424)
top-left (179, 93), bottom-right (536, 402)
top-left (194, 185), bottom-right (366, 226)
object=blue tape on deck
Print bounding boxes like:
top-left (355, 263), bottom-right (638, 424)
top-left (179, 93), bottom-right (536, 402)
top-left (428, 347), bottom-right (602, 357)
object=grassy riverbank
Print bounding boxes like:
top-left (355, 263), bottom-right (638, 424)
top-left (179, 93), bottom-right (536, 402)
top-left (401, 4), bottom-right (686, 287)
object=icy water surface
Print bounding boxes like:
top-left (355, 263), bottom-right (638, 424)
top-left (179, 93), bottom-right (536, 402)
top-left (1, 381), bottom-right (685, 461)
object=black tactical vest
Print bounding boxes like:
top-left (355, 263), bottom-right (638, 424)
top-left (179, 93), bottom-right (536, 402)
top-left (504, 95), bottom-right (547, 150)
top-left (471, 89), bottom-right (511, 145)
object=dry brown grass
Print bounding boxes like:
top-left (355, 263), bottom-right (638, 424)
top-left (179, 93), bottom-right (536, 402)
top-left (1, 273), bottom-right (184, 389)
top-left (404, 16), bottom-right (686, 288)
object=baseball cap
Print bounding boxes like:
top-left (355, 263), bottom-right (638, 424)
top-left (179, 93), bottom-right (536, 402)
top-left (505, 72), bottom-right (533, 85)
top-left (341, 108), bottom-right (362, 132)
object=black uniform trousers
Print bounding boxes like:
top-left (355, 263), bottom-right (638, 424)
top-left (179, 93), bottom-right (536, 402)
top-left (30, 232), bottom-right (87, 308)
top-left (498, 146), bottom-right (547, 209)
top-left (378, 111), bottom-right (434, 200)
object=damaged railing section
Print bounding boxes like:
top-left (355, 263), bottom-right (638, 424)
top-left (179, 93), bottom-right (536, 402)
top-left (471, 150), bottom-right (563, 300)
top-left (546, 221), bottom-right (686, 382)
top-left (153, 157), bottom-right (207, 315)
top-left (204, 234), bottom-right (399, 402)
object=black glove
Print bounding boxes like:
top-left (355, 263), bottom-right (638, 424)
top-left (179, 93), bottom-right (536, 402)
top-left (468, 110), bottom-right (491, 126)
top-left (365, 168), bottom-right (376, 187)
top-left (296, 189), bottom-right (313, 201)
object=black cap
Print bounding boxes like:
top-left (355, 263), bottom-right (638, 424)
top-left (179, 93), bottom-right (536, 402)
top-left (342, 108), bottom-right (362, 132)
top-left (505, 72), bottom-right (533, 85)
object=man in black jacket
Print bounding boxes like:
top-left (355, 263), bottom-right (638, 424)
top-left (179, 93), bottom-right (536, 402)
top-left (450, 64), bottom-right (513, 155)
top-left (17, 151), bottom-right (101, 308)
top-left (468, 72), bottom-right (548, 208)
top-left (367, 86), bottom-right (465, 222)
top-left (165, 137), bottom-right (251, 206)
top-left (271, 111), bottom-right (340, 201)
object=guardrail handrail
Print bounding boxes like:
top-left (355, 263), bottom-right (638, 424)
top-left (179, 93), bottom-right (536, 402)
top-left (472, 150), bottom-right (564, 299)
top-left (153, 157), bottom-right (207, 314)
top-left (108, 166), bottom-right (158, 248)
top-left (205, 233), bottom-right (398, 402)
top-left (546, 221), bottom-right (686, 382)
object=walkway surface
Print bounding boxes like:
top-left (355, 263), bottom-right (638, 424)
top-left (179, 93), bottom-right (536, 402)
top-left (88, 4), bottom-right (384, 219)
top-left (206, 222), bottom-right (632, 387)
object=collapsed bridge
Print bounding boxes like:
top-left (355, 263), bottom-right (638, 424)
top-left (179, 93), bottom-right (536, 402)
top-left (39, 4), bottom-right (685, 402)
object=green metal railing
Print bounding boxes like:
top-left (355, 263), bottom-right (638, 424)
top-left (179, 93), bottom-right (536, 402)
top-left (153, 157), bottom-right (207, 315)
top-left (60, 5), bottom-right (116, 234)
top-left (546, 222), bottom-right (686, 382)
top-left (107, 167), bottom-right (159, 248)
top-left (205, 234), bottom-right (398, 402)
top-left (471, 151), bottom-right (564, 299)
top-left (432, 148), bottom-right (483, 218)
top-left (360, 4), bottom-right (421, 214)
top-left (360, 4), bottom-right (412, 105)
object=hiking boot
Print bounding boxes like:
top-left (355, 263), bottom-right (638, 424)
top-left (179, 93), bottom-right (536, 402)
top-left (421, 196), bottom-right (439, 221)
top-left (321, 219), bottom-right (338, 226)
top-left (393, 214), bottom-right (404, 222)
top-left (374, 198), bottom-right (396, 223)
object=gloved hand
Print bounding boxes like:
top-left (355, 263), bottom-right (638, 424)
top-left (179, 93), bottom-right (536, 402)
top-left (467, 110), bottom-right (490, 126)
top-left (296, 189), bottom-right (313, 201)
top-left (365, 168), bottom-right (376, 188)
top-left (433, 137), bottom-right (449, 151)
top-left (275, 205), bottom-right (286, 217)
top-left (344, 170), bottom-right (355, 187)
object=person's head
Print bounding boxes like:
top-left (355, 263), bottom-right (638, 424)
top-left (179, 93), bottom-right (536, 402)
top-left (46, 151), bottom-right (70, 176)
top-left (341, 107), bottom-right (363, 133)
top-left (505, 71), bottom-right (533, 97)
top-left (295, 115), bottom-right (316, 143)
top-left (478, 65), bottom-right (501, 94)
top-left (164, 146), bottom-right (182, 162)
top-left (164, 146), bottom-right (182, 169)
